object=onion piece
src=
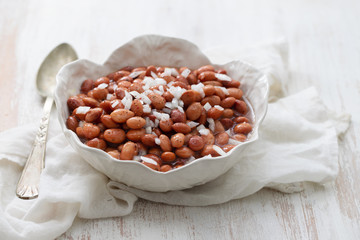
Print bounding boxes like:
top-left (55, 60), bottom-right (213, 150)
top-left (215, 73), bottom-right (231, 82)
top-left (212, 145), bottom-right (227, 156)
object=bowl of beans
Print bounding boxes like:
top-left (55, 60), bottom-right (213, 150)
top-left (54, 35), bottom-right (268, 192)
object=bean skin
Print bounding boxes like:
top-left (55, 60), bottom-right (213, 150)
top-left (234, 123), bottom-right (252, 135)
top-left (220, 97), bottom-right (236, 108)
top-left (110, 109), bottom-right (135, 123)
top-left (126, 129), bottom-right (146, 142)
top-left (131, 99), bottom-right (144, 116)
top-left (159, 119), bottom-right (173, 132)
top-left (148, 93), bottom-right (166, 110)
top-left (172, 123), bottom-right (191, 134)
top-left (86, 138), bottom-right (106, 150)
top-left (216, 132), bottom-right (229, 145)
top-left (67, 96), bottom-right (84, 111)
top-left (186, 102), bottom-right (203, 120)
top-left (83, 123), bottom-right (100, 139)
top-left (126, 117), bottom-right (146, 129)
top-left (180, 90), bottom-right (196, 106)
top-left (159, 134), bottom-right (172, 152)
top-left (160, 165), bottom-right (172, 172)
top-left (233, 134), bottom-right (247, 142)
top-left (234, 100), bottom-right (247, 114)
top-left (120, 142), bottom-right (136, 160)
top-left (175, 146), bottom-right (194, 158)
top-left (66, 116), bottom-right (78, 132)
top-left (188, 136), bottom-right (205, 151)
top-left (198, 71), bottom-right (216, 81)
top-left (228, 88), bottom-right (243, 99)
top-left (81, 79), bottom-right (94, 94)
top-left (222, 144), bottom-right (236, 152)
top-left (141, 134), bottom-right (157, 147)
top-left (85, 108), bottom-right (103, 123)
top-left (101, 115), bottom-right (120, 128)
top-left (161, 152), bottom-right (176, 162)
top-left (201, 95), bottom-right (221, 106)
top-left (171, 133), bottom-right (185, 148)
top-left (207, 107), bottom-right (223, 119)
top-left (104, 129), bottom-right (125, 144)
top-left (107, 150), bottom-right (121, 159)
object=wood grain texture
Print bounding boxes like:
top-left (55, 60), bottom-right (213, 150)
top-left (0, 0), bottom-right (359, 239)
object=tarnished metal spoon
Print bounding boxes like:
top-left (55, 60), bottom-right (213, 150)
top-left (16, 43), bottom-right (78, 199)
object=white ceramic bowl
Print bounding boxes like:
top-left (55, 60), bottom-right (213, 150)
top-left (54, 35), bottom-right (268, 192)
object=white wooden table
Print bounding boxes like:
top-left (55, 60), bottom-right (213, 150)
top-left (1, 0), bottom-right (359, 239)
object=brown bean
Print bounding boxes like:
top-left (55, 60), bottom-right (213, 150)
top-left (234, 123), bottom-right (252, 135)
top-left (228, 88), bottom-right (243, 99)
top-left (171, 109), bottom-right (186, 123)
top-left (112, 70), bottom-right (130, 81)
top-left (118, 76), bottom-right (133, 83)
top-left (214, 120), bottom-right (225, 134)
top-left (203, 85), bottom-right (215, 96)
top-left (234, 116), bottom-right (250, 123)
top-left (188, 136), bottom-right (205, 151)
top-left (131, 99), bottom-right (143, 116)
top-left (148, 147), bottom-right (162, 156)
top-left (99, 100), bottom-right (112, 113)
top-left (141, 134), bottom-right (157, 147)
top-left (203, 81), bottom-right (223, 87)
top-left (148, 93), bottom-right (166, 110)
top-left (81, 79), bottom-right (94, 94)
top-left (73, 108), bottom-right (86, 121)
top-left (160, 165), bottom-right (172, 172)
top-left (97, 123), bottom-right (106, 132)
top-left (207, 107), bottom-right (223, 119)
top-left (101, 115), bottom-right (120, 128)
top-left (198, 108), bottom-right (207, 125)
top-left (66, 116), bottom-right (78, 132)
top-left (201, 145), bottom-right (220, 157)
top-left (176, 75), bottom-right (189, 86)
top-left (143, 154), bottom-right (162, 165)
top-left (222, 79), bottom-right (240, 88)
top-left (159, 119), bottom-right (173, 132)
top-left (92, 88), bottom-right (108, 100)
top-left (186, 102), bottom-right (203, 120)
top-left (105, 147), bottom-right (117, 152)
top-left (86, 138), bottom-right (106, 150)
top-left (94, 77), bottom-right (110, 87)
top-left (67, 96), bottom-right (84, 111)
top-left (201, 132), bottom-right (215, 145)
top-left (163, 91), bottom-right (174, 102)
top-left (171, 133), bottom-right (185, 148)
top-left (187, 73), bottom-right (198, 85)
top-left (145, 65), bottom-right (157, 76)
top-left (233, 134), bottom-right (247, 142)
top-left (193, 91), bottom-right (202, 102)
top-left (220, 118), bottom-right (233, 130)
top-left (129, 83), bottom-right (144, 93)
top-left (222, 109), bottom-right (234, 118)
top-left (103, 128), bottom-right (125, 143)
top-left (83, 97), bottom-right (99, 108)
top-left (159, 134), bottom-right (172, 152)
top-left (85, 108), bottom-right (103, 123)
top-left (161, 152), bottom-right (176, 162)
top-left (201, 95), bottom-right (221, 106)
top-left (126, 129), bottom-right (146, 142)
top-left (234, 100), bottom-right (247, 114)
top-left (142, 160), bottom-right (160, 171)
top-left (115, 88), bottom-right (126, 99)
top-left (214, 87), bottom-right (226, 99)
top-left (198, 71), bottom-right (216, 81)
top-left (110, 109), bottom-right (135, 123)
top-left (180, 90), bottom-right (196, 106)
top-left (172, 123), bottom-right (191, 134)
top-left (107, 150), bottom-right (121, 159)
top-left (163, 75), bottom-right (176, 83)
top-left (120, 142), bottom-right (136, 160)
top-left (175, 146), bottom-right (194, 158)
top-left (220, 97), bottom-right (236, 108)
top-left (172, 81), bottom-right (188, 89)
top-left (197, 65), bottom-right (215, 75)
top-left (83, 123), bottom-right (100, 139)
top-left (76, 127), bottom-right (85, 138)
top-left (222, 144), bottom-right (236, 153)
top-left (109, 99), bottom-right (124, 111)
top-left (117, 81), bottom-right (131, 89)
top-left (126, 117), bottom-right (146, 129)
top-left (216, 132), bottom-right (229, 145)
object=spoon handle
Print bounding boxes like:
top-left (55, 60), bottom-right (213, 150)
top-left (16, 96), bottom-right (53, 199)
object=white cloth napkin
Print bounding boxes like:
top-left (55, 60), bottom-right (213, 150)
top-left (0, 40), bottom-right (350, 240)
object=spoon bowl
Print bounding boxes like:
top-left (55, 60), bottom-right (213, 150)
top-left (36, 43), bottom-right (78, 97)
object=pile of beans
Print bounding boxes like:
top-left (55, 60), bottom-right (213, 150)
top-left (66, 65), bottom-right (253, 172)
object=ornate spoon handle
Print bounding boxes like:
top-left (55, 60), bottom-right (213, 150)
top-left (16, 96), bottom-right (53, 199)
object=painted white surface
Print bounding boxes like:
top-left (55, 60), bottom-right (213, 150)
top-left (0, 0), bottom-right (359, 239)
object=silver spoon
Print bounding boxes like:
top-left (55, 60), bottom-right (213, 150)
top-left (16, 43), bottom-right (78, 199)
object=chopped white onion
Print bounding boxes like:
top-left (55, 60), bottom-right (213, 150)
top-left (181, 68), bottom-right (191, 78)
top-left (154, 89), bottom-right (163, 95)
top-left (111, 101), bottom-right (119, 108)
top-left (150, 71), bottom-right (158, 79)
top-left (178, 100), bottom-right (184, 107)
top-left (97, 83), bottom-right (108, 89)
top-left (214, 105), bottom-right (224, 111)
top-left (163, 108), bottom-right (172, 114)
top-left (159, 85), bottom-right (164, 93)
top-left (187, 121), bottom-right (199, 128)
top-left (171, 68), bottom-right (179, 76)
top-left (215, 73), bottom-right (232, 81)
top-left (129, 71), bottom-right (144, 79)
top-left (207, 118), bottom-right (215, 132)
top-left (228, 138), bottom-right (241, 145)
top-left (106, 93), bottom-right (113, 100)
top-left (145, 126), bottom-right (152, 134)
top-left (133, 156), bottom-right (141, 161)
top-left (163, 68), bottom-right (172, 76)
top-left (212, 145), bottom-right (227, 156)
top-left (165, 102), bottom-right (173, 109)
top-left (78, 121), bottom-right (85, 128)
top-left (199, 129), bottom-right (210, 135)
top-left (197, 124), bottom-right (205, 131)
top-left (130, 91), bottom-right (140, 98)
top-left (203, 102), bottom-right (212, 111)
top-left (143, 104), bottom-right (151, 113)
top-left (177, 106), bottom-right (184, 113)
top-left (141, 156), bottom-right (158, 165)
top-left (216, 86), bottom-right (229, 95)
top-left (155, 138), bottom-right (161, 145)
